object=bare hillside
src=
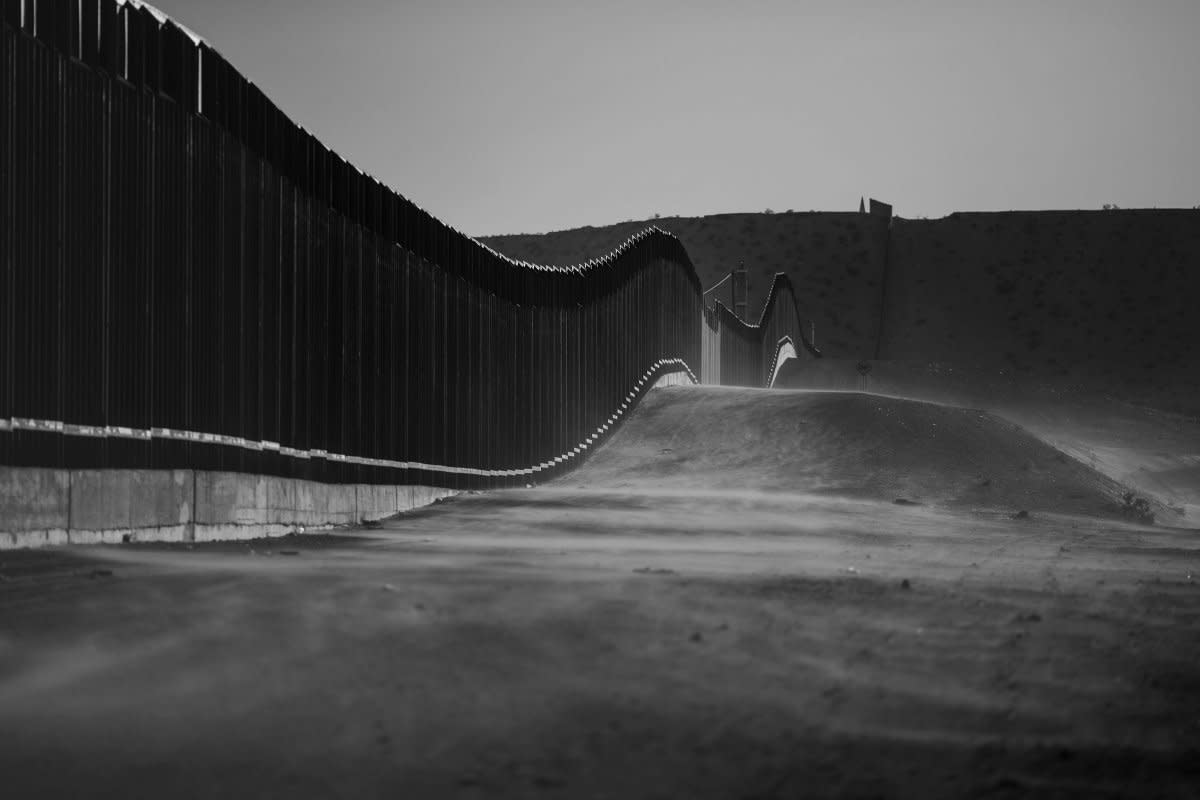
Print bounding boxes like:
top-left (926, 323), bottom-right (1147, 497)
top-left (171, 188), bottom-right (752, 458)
top-left (880, 210), bottom-right (1200, 401)
top-left (483, 208), bottom-right (1200, 408)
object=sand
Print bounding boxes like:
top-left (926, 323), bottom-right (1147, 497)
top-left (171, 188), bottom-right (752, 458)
top-left (778, 359), bottom-right (1200, 525)
top-left (1, 387), bottom-right (1198, 798)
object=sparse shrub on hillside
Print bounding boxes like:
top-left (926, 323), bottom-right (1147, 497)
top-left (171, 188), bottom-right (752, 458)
top-left (1119, 492), bottom-right (1154, 524)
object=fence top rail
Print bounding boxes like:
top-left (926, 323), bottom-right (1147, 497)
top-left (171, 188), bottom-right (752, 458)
top-left (117, 0), bottom-right (204, 44)
top-left (474, 225), bottom-right (690, 275)
top-left (710, 273), bottom-right (821, 357)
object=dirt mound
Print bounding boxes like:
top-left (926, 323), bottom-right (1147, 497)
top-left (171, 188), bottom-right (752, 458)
top-left (776, 358), bottom-right (1199, 526)
top-left (559, 386), bottom-right (1148, 520)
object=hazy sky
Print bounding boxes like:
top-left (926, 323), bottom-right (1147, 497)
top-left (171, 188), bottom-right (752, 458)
top-left (150, 0), bottom-right (1200, 235)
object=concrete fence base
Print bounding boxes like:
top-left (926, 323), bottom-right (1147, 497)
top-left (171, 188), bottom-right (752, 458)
top-left (0, 467), bottom-right (457, 550)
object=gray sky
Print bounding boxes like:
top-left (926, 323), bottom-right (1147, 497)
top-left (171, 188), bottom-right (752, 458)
top-left (150, 0), bottom-right (1200, 235)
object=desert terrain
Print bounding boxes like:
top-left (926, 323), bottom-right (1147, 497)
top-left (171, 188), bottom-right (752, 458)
top-left (778, 359), bottom-right (1200, 528)
top-left (483, 209), bottom-right (1200, 410)
top-left (2, 386), bottom-right (1198, 798)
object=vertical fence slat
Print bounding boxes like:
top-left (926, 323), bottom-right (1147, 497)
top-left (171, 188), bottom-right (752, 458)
top-left (0, 23), bottom-right (11, 466)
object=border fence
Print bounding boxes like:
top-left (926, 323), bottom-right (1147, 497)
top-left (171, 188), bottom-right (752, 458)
top-left (701, 273), bottom-right (814, 388)
top-left (1, 1), bottom-right (816, 496)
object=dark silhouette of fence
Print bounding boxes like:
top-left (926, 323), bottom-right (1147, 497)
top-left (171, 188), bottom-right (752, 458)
top-left (702, 274), bottom-right (817, 388)
top-left (0, 1), bottom-right (814, 493)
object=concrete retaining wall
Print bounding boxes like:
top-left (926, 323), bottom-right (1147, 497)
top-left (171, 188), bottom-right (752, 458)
top-left (0, 468), bottom-right (456, 550)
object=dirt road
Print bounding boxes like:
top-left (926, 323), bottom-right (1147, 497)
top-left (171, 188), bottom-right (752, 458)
top-left (2, 389), bottom-right (1198, 798)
